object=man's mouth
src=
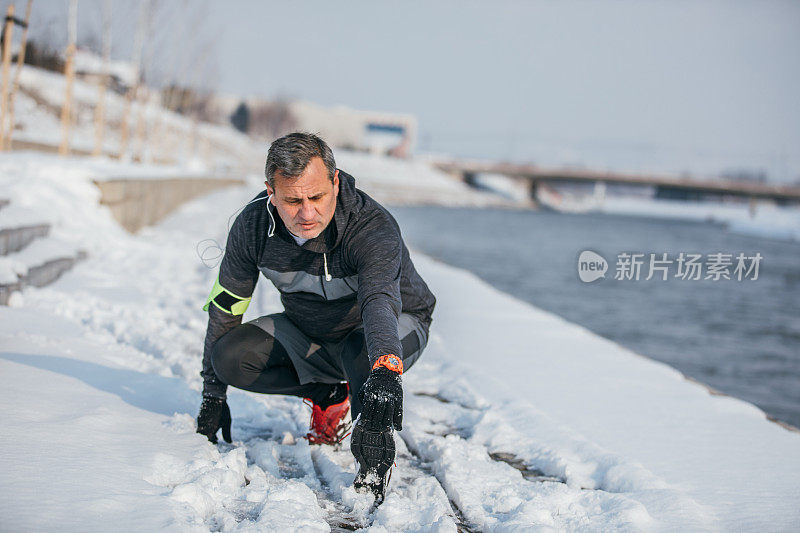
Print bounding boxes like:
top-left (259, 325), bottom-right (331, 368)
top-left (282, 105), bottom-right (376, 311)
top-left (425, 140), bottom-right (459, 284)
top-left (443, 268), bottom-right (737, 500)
top-left (299, 222), bottom-right (316, 229)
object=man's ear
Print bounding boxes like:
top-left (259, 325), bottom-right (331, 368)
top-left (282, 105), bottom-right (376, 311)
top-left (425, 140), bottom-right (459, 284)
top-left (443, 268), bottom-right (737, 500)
top-left (333, 170), bottom-right (339, 196)
top-left (265, 182), bottom-right (274, 201)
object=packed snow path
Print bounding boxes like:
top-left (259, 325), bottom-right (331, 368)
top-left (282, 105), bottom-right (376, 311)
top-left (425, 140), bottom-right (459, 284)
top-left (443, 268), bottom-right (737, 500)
top-left (2, 163), bottom-right (799, 531)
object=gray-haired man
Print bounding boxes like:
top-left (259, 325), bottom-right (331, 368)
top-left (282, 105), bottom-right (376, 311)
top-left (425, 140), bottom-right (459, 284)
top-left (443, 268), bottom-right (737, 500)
top-left (196, 132), bottom-right (436, 501)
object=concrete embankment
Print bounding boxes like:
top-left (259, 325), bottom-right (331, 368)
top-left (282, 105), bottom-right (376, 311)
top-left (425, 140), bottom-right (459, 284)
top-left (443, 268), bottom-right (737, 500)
top-left (94, 176), bottom-right (245, 233)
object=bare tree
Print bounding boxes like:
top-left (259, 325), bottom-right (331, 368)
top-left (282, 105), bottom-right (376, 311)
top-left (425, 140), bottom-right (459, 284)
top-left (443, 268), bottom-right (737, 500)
top-left (248, 99), bottom-right (298, 141)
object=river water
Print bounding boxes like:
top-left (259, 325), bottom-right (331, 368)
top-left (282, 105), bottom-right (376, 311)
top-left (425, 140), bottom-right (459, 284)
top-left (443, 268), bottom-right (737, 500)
top-left (389, 206), bottom-right (800, 429)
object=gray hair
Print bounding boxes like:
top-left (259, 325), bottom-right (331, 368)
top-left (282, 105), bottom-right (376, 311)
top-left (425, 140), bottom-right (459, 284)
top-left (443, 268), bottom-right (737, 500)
top-left (264, 132), bottom-right (337, 188)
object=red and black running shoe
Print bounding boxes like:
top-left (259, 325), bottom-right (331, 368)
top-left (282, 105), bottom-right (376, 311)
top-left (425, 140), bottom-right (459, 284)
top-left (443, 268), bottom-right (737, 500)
top-left (304, 384), bottom-right (352, 445)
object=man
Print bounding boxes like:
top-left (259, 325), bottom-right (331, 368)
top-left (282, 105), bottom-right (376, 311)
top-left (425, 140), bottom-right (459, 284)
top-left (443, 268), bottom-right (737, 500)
top-left (196, 132), bottom-right (436, 501)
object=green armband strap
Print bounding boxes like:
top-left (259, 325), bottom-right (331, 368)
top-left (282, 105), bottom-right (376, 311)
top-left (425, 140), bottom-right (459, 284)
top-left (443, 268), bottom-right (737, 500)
top-left (203, 276), bottom-right (251, 315)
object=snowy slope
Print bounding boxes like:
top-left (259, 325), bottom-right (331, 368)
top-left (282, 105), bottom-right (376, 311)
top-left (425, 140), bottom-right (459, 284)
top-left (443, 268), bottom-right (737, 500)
top-left (12, 64), bottom-right (264, 173)
top-left (1, 156), bottom-right (799, 531)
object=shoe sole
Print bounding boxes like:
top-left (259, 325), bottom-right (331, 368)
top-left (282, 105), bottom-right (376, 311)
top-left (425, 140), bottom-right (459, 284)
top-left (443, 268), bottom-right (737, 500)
top-left (350, 420), bottom-right (395, 503)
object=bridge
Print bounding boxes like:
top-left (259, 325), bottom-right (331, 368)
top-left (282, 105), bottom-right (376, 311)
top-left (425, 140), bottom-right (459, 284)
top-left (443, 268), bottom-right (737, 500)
top-left (432, 160), bottom-right (800, 205)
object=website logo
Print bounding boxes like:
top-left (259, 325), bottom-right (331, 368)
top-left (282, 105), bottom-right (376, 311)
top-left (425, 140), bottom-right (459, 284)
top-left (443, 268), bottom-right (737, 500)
top-left (578, 250), bottom-right (608, 282)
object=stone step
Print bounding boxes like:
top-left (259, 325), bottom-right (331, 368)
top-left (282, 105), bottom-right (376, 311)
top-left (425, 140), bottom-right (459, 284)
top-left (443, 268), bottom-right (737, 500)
top-left (0, 204), bottom-right (55, 256)
top-left (0, 238), bottom-right (86, 305)
top-left (0, 224), bottom-right (51, 256)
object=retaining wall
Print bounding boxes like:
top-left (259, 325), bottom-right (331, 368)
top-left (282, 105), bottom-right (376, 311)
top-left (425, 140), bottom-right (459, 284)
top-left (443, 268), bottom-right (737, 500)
top-left (94, 177), bottom-right (245, 233)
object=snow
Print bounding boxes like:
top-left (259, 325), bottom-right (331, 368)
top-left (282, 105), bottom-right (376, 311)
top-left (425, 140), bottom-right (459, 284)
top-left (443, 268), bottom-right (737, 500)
top-left (336, 151), bottom-right (514, 207)
top-left (419, 259), bottom-right (800, 530)
top-left (0, 203), bottom-right (54, 228)
top-left (434, 170), bottom-right (800, 243)
top-left (600, 196), bottom-right (800, 243)
top-left (470, 172), bottom-right (533, 204)
top-left (0, 237), bottom-right (81, 283)
top-left (1, 324), bottom-right (199, 532)
top-left (725, 205), bottom-right (800, 242)
top-left (1, 151), bottom-right (799, 531)
top-left (73, 49), bottom-right (138, 87)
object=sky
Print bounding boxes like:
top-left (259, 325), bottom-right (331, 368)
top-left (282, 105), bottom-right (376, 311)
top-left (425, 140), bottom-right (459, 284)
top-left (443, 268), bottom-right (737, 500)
top-left (14, 0), bottom-right (800, 182)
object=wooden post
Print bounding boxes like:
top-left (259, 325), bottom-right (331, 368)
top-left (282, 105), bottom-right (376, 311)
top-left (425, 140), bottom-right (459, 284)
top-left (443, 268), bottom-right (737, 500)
top-left (189, 106), bottom-right (199, 162)
top-left (152, 7), bottom-right (192, 166)
top-left (133, 1), bottom-right (154, 163)
top-left (119, 86), bottom-right (133, 159)
top-left (5, 0), bottom-right (33, 151)
top-left (0, 4), bottom-right (15, 152)
top-left (133, 86), bottom-right (147, 162)
top-left (58, 43), bottom-right (76, 155)
top-left (119, 0), bottom-right (147, 161)
top-left (58, 0), bottom-right (78, 156)
top-left (92, 0), bottom-right (111, 157)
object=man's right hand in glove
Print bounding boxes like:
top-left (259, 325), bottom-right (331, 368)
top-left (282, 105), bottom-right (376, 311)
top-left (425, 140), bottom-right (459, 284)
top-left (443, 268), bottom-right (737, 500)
top-left (351, 354), bottom-right (403, 501)
top-left (196, 396), bottom-right (232, 444)
top-left (357, 355), bottom-right (404, 431)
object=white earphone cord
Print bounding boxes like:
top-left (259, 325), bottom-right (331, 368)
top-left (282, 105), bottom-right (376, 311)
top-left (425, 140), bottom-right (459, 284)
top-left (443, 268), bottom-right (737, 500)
top-left (195, 194), bottom-right (273, 269)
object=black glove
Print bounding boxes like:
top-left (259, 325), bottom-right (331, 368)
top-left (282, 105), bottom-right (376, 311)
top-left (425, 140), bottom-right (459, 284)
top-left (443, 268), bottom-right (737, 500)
top-left (358, 366), bottom-right (403, 431)
top-left (196, 396), bottom-right (232, 444)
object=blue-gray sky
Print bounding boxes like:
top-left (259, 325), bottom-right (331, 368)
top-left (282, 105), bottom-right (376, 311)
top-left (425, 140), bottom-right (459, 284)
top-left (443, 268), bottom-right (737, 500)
top-left (18, 1), bottom-right (800, 181)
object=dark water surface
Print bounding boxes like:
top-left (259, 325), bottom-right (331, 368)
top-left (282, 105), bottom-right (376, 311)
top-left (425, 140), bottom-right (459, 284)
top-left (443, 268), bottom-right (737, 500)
top-left (390, 206), bottom-right (800, 429)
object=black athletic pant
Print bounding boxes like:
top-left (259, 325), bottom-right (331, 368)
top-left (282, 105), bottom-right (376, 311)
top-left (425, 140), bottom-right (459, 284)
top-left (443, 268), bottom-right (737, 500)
top-left (210, 313), bottom-right (426, 421)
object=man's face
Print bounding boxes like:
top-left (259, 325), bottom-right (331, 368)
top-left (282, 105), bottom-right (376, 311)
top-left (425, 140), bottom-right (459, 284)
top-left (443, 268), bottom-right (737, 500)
top-left (265, 156), bottom-right (340, 240)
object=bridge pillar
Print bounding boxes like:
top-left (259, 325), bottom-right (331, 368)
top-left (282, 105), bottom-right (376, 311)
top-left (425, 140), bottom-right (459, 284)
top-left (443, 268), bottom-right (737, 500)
top-left (528, 179), bottom-right (538, 203)
top-left (463, 171), bottom-right (478, 188)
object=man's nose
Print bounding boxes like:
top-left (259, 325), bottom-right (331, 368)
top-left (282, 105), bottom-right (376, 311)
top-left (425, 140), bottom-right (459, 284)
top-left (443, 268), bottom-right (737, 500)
top-left (298, 201), bottom-right (315, 219)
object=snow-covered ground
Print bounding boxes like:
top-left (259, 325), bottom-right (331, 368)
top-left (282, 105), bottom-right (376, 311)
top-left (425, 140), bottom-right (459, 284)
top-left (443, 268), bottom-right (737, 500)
top-left (1, 154), bottom-right (799, 532)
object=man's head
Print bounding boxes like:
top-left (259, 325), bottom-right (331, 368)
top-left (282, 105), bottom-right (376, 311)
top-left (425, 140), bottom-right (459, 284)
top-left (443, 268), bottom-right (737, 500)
top-left (264, 133), bottom-right (339, 240)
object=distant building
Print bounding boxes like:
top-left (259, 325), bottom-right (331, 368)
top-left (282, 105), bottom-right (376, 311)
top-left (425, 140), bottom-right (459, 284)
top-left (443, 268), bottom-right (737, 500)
top-left (284, 101), bottom-right (416, 157)
top-left (211, 95), bottom-right (417, 157)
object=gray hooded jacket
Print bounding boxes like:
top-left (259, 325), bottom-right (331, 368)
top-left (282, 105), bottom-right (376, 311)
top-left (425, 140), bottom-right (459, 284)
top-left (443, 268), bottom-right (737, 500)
top-left (201, 170), bottom-right (436, 398)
